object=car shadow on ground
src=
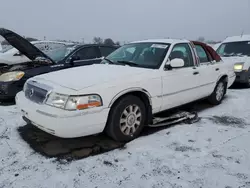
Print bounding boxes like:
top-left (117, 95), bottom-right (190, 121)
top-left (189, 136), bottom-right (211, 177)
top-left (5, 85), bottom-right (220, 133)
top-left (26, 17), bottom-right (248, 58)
top-left (229, 83), bottom-right (249, 90)
top-left (17, 98), bottom-right (215, 162)
top-left (0, 99), bottom-right (15, 106)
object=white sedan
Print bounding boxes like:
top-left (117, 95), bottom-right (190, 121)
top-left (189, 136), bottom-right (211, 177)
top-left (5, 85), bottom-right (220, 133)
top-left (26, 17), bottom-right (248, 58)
top-left (16, 39), bottom-right (235, 142)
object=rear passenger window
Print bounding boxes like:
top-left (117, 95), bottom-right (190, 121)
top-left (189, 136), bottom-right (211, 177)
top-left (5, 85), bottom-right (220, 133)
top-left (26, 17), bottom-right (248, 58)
top-left (195, 45), bottom-right (209, 63)
top-left (100, 47), bottom-right (116, 57)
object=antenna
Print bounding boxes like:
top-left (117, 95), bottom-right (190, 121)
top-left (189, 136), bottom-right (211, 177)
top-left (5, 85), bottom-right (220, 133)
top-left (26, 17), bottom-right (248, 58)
top-left (241, 30), bottom-right (244, 37)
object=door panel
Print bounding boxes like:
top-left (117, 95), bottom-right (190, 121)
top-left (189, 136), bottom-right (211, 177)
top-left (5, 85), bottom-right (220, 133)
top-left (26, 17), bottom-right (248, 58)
top-left (161, 43), bottom-right (201, 111)
top-left (195, 44), bottom-right (219, 97)
top-left (161, 67), bottom-right (201, 111)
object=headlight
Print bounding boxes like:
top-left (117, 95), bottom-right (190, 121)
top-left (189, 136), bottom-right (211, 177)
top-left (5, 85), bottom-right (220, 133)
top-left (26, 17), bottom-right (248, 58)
top-left (234, 63), bottom-right (244, 71)
top-left (46, 92), bottom-right (102, 110)
top-left (46, 92), bottom-right (69, 109)
top-left (0, 71), bottom-right (25, 82)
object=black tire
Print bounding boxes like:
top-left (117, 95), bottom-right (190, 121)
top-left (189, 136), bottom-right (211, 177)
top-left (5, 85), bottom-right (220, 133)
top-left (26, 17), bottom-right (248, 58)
top-left (244, 77), bottom-right (250, 88)
top-left (208, 79), bottom-right (227, 105)
top-left (105, 95), bottom-right (146, 142)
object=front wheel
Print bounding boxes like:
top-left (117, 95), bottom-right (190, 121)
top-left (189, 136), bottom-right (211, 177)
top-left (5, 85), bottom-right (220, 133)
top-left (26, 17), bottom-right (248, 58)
top-left (105, 95), bottom-right (146, 142)
top-left (208, 79), bottom-right (227, 105)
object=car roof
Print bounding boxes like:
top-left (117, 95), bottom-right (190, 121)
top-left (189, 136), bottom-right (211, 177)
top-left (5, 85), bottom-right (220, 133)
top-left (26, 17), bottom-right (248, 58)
top-left (222, 35), bottom-right (250, 43)
top-left (70, 44), bottom-right (120, 49)
top-left (129, 38), bottom-right (190, 44)
top-left (30, 40), bottom-right (76, 45)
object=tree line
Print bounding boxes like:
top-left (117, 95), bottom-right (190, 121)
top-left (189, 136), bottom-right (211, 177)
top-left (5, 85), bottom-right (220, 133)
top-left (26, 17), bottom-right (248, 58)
top-left (1, 36), bottom-right (120, 46)
top-left (1, 35), bottom-right (221, 46)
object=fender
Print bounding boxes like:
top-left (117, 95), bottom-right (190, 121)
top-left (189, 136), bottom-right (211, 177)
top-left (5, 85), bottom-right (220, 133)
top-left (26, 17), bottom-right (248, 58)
top-left (216, 74), bottom-right (228, 83)
top-left (108, 87), bottom-right (152, 108)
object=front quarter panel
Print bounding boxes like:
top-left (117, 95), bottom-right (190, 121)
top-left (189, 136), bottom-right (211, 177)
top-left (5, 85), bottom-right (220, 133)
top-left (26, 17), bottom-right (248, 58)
top-left (78, 70), bottom-right (163, 114)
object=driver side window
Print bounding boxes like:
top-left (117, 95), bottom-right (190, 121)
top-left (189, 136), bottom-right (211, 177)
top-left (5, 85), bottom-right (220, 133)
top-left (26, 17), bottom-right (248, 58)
top-left (169, 43), bottom-right (194, 67)
top-left (74, 47), bottom-right (99, 60)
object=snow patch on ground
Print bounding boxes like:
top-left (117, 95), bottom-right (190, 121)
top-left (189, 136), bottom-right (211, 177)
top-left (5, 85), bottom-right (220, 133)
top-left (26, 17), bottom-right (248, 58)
top-left (1, 89), bottom-right (250, 188)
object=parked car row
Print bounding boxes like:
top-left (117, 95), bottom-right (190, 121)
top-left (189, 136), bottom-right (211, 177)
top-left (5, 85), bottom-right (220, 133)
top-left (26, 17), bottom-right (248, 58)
top-left (0, 27), bottom-right (246, 142)
top-left (0, 28), bottom-right (119, 100)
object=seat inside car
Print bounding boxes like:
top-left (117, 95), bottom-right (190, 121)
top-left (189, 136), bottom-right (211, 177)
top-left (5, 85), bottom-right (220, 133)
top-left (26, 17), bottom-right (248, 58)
top-left (143, 50), bottom-right (156, 63)
top-left (170, 51), bottom-right (185, 61)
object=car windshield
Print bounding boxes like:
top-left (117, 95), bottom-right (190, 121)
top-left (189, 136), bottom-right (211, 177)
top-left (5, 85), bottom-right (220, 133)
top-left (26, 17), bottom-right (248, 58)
top-left (45, 45), bottom-right (76, 63)
top-left (216, 41), bottom-right (250, 57)
top-left (101, 42), bottom-right (170, 69)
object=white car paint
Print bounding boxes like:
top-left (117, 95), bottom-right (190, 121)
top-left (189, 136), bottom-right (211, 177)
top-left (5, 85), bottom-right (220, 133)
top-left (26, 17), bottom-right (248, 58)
top-left (218, 35), bottom-right (250, 67)
top-left (216, 35), bottom-right (250, 83)
top-left (16, 39), bottom-right (236, 139)
top-left (212, 42), bottom-right (221, 51)
top-left (0, 41), bottom-right (75, 65)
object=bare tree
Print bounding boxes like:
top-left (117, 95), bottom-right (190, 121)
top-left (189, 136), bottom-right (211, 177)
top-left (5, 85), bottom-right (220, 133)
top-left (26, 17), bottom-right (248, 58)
top-left (93, 37), bottom-right (103, 44)
top-left (104, 38), bottom-right (115, 45)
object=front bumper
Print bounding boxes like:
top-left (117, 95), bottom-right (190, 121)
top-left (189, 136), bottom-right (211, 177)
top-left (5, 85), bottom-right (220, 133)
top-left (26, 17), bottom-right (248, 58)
top-left (16, 92), bottom-right (110, 138)
top-left (0, 81), bottom-right (23, 100)
top-left (235, 71), bottom-right (249, 83)
top-left (228, 73), bottom-right (236, 88)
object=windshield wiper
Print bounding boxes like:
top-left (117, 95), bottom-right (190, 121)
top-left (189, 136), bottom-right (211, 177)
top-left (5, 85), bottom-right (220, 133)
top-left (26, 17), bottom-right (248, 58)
top-left (103, 57), bottom-right (116, 64)
top-left (117, 60), bottom-right (139, 67)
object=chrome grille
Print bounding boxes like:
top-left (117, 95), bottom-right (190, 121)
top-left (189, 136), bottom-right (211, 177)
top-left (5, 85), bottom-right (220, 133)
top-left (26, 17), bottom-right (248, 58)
top-left (24, 81), bottom-right (50, 104)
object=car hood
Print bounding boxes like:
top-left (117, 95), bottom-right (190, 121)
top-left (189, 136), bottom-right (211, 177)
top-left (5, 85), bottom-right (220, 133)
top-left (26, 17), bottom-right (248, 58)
top-left (0, 28), bottom-right (54, 62)
top-left (221, 56), bottom-right (250, 64)
top-left (33, 64), bottom-right (153, 91)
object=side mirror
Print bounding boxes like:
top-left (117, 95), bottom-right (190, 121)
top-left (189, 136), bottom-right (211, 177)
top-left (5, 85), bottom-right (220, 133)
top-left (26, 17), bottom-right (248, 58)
top-left (69, 55), bottom-right (80, 63)
top-left (169, 58), bottom-right (185, 68)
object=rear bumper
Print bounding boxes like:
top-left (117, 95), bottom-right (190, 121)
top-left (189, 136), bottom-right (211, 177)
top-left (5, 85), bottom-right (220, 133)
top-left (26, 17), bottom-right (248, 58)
top-left (235, 71), bottom-right (249, 83)
top-left (0, 81), bottom-right (23, 100)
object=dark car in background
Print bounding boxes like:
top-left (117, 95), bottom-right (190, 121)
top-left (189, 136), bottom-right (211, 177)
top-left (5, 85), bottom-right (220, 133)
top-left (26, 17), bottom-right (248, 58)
top-left (0, 28), bottom-right (119, 100)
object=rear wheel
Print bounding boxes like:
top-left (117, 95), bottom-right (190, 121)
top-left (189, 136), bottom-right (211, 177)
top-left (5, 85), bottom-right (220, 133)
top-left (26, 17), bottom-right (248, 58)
top-left (208, 79), bottom-right (227, 105)
top-left (105, 95), bottom-right (146, 142)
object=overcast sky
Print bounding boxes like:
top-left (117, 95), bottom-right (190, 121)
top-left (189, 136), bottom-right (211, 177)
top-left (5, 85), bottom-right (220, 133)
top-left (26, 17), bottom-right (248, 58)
top-left (0, 0), bottom-right (249, 43)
